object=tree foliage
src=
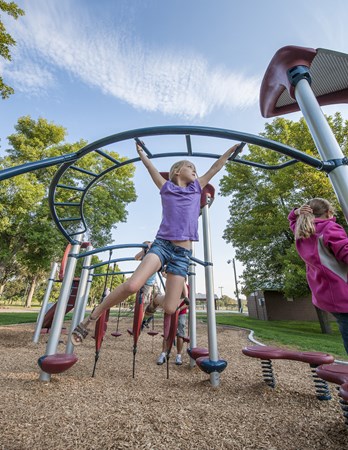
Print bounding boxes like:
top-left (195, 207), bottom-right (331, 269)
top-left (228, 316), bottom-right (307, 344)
top-left (0, 116), bottom-right (137, 300)
top-left (220, 113), bottom-right (348, 298)
top-left (0, 0), bottom-right (24, 99)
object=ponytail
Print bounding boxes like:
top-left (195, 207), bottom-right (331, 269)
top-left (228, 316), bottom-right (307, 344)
top-left (294, 213), bottom-right (316, 239)
top-left (294, 198), bottom-right (335, 240)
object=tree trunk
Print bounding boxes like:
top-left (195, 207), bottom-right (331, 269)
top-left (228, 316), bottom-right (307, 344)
top-left (315, 306), bottom-right (332, 334)
top-left (0, 283), bottom-right (5, 296)
top-left (25, 275), bottom-right (38, 308)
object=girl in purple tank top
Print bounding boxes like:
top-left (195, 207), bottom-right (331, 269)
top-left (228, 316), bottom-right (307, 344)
top-left (71, 140), bottom-right (242, 346)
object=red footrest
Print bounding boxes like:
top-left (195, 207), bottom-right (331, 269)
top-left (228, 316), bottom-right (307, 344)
top-left (187, 347), bottom-right (209, 360)
top-left (38, 353), bottom-right (78, 374)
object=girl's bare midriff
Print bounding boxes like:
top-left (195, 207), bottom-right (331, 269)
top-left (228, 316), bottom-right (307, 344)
top-left (171, 240), bottom-right (192, 250)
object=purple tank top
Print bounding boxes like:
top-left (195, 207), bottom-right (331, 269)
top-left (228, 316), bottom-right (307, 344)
top-left (156, 179), bottom-right (202, 241)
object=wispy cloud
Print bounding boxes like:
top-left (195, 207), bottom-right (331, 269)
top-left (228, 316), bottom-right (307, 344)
top-left (3, 55), bottom-right (56, 96)
top-left (3, 1), bottom-right (260, 118)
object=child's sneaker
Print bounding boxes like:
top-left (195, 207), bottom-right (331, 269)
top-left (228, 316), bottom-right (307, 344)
top-left (175, 354), bottom-right (182, 365)
top-left (157, 352), bottom-right (166, 365)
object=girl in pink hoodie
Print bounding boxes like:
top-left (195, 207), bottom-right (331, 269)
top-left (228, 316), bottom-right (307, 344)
top-left (288, 198), bottom-right (348, 354)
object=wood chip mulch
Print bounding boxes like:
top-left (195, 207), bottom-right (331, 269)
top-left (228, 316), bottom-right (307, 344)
top-left (0, 316), bottom-right (347, 450)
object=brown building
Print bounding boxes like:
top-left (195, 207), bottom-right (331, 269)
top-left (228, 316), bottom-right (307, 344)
top-left (247, 289), bottom-right (334, 321)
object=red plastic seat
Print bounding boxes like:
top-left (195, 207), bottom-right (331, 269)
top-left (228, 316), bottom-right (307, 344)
top-left (316, 363), bottom-right (348, 385)
top-left (242, 346), bottom-right (334, 365)
top-left (111, 331), bottom-right (122, 337)
top-left (38, 353), bottom-right (78, 374)
top-left (147, 330), bottom-right (159, 337)
top-left (187, 347), bottom-right (209, 360)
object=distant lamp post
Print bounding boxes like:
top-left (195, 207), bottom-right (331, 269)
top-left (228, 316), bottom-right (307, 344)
top-left (227, 258), bottom-right (242, 313)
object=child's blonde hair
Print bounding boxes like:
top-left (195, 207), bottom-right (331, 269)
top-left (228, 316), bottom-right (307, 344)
top-left (169, 160), bottom-right (196, 183)
top-left (295, 198), bottom-right (335, 239)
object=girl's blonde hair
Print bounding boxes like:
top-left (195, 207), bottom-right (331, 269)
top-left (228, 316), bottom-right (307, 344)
top-left (295, 198), bottom-right (335, 239)
top-left (169, 160), bottom-right (196, 183)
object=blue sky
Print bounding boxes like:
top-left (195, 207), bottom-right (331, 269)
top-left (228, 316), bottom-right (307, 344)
top-left (1, 0), bottom-right (348, 297)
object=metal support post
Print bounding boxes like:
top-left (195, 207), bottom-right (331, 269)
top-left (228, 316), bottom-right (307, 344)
top-left (201, 196), bottom-right (219, 387)
top-left (39, 235), bottom-right (83, 382)
top-left (80, 269), bottom-right (94, 323)
top-left (66, 245), bottom-right (93, 354)
top-left (32, 262), bottom-right (58, 343)
top-left (233, 258), bottom-right (242, 313)
top-left (188, 243), bottom-right (197, 368)
top-left (294, 78), bottom-right (348, 222)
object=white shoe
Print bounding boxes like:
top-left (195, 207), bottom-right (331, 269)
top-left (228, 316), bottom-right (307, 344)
top-left (157, 353), bottom-right (166, 365)
top-left (175, 354), bottom-right (182, 365)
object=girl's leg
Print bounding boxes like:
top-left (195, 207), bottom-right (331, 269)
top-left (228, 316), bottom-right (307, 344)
top-left (161, 273), bottom-right (186, 315)
top-left (176, 336), bottom-right (184, 355)
top-left (92, 253), bottom-right (162, 318)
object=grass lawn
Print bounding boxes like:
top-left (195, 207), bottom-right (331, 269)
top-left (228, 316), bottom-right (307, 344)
top-left (1, 310), bottom-right (347, 361)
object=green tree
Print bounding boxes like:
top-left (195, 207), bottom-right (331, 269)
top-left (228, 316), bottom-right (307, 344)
top-left (0, 116), bottom-right (137, 303)
top-left (0, 0), bottom-right (24, 99)
top-left (220, 113), bottom-right (348, 298)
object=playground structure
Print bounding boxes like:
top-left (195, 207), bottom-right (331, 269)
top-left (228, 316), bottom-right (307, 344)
top-left (1, 44), bottom-right (348, 409)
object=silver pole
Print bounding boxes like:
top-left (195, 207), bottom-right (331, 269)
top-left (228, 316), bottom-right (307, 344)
top-left (39, 236), bottom-right (83, 382)
top-left (188, 243), bottom-right (197, 368)
top-left (233, 258), bottom-right (242, 313)
top-left (294, 79), bottom-right (348, 222)
top-left (66, 245), bottom-right (93, 354)
top-left (80, 269), bottom-right (94, 323)
top-left (201, 196), bottom-right (219, 387)
top-left (33, 262), bottom-right (58, 343)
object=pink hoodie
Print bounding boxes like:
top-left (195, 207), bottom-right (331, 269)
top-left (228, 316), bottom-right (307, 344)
top-left (288, 209), bottom-right (348, 313)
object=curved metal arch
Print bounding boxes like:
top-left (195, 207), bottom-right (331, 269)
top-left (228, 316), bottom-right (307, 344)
top-left (48, 125), bottom-right (325, 243)
top-left (86, 257), bottom-right (137, 270)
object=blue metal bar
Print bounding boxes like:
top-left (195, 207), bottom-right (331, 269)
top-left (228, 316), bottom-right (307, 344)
top-left (54, 202), bottom-right (81, 207)
top-left (59, 217), bottom-right (82, 222)
top-left (0, 153), bottom-right (78, 182)
top-left (92, 271), bottom-right (134, 277)
top-left (57, 184), bottom-right (85, 192)
top-left (190, 256), bottom-right (211, 267)
top-left (134, 137), bottom-right (153, 157)
top-left (70, 166), bottom-right (98, 177)
top-left (70, 243), bottom-right (148, 259)
top-left (185, 135), bottom-right (193, 156)
top-left (86, 257), bottom-right (137, 270)
top-left (95, 149), bottom-right (121, 165)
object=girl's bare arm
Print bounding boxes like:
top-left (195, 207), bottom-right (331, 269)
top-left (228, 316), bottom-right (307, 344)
top-left (198, 144), bottom-right (240, 188)
top-left (136, 142), bottom-right (166, 189)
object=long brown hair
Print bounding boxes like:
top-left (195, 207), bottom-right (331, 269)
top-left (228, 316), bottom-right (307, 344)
top-left (294, 198), bottom-right (335, 239)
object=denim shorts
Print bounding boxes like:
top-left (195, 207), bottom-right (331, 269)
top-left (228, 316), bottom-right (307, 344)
top-left (147, 238), bottom-right (192, 278)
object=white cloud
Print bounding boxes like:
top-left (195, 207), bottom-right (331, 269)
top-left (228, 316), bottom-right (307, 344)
top-left (3, 54), bottom-right (55, 96)
top-left (3, 1), bottom-right (260, 118)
